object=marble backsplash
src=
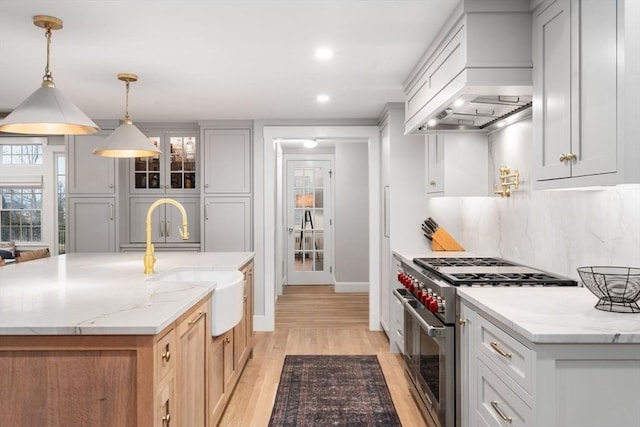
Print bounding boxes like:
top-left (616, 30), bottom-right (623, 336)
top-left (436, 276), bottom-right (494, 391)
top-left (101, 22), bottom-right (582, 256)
top-left (425, 118), bottom-right (640, 281)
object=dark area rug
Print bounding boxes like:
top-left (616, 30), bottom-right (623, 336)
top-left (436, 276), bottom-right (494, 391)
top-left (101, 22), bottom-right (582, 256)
top-left (268, 355), bottom-right (403, 427)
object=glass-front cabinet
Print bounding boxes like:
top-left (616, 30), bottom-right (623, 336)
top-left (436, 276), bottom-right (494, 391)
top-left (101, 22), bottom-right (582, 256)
top-left (130, 130), bottom-right (198, 194)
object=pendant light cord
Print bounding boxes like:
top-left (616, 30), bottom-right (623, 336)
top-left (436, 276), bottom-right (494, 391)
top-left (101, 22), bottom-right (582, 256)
top-left (43, 26), bottom-right (53, 83)
top-left (124, 80), bottom-right (131, 121)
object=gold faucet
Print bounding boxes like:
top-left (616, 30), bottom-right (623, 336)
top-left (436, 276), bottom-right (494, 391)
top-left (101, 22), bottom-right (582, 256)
top-left (144, 198), bottom-right (189, 274)
top-left (494, 165), bottom-right (520, 197)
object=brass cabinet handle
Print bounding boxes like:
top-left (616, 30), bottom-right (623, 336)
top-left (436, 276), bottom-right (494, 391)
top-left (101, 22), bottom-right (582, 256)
top-left (243, 296), bottom-right (248, 302)
top-left (458, 318), bottom-right (468, 326)
top-left (162, 350), bottom-right (171, 362)
top-left (188, 311), bottom-right (204, 326)
top-left (162, 413), bottom-right (171, 426)
top-left (559, 152), bottom-right (577, 162)
top-left (224, 336), bottom-right (231, 344)
top-left (491, 401), bottom-right (512, 423)
top-left (490, 341), bottom-right (512, 358)
top-left (429, 181), bottom-right (437, 186)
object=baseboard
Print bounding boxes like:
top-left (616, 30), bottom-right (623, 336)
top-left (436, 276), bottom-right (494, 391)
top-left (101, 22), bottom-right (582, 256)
top-left (334, 282), bottom-right (369, 293)
top-left (253, 315), bottom-right (274, 332)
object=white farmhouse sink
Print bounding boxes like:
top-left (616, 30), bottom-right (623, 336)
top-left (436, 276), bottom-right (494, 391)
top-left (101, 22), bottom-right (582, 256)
top-left (153, 269), bottom-right (244, 335)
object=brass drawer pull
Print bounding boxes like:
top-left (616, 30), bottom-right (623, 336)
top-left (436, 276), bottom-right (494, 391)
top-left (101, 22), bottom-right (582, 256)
top-left (490, 341), bottom-right (512, 358)
top-left (188, 311), bottom-right (204, 326)
top-left (162, 413), bottom-right (171, 426)
top-left (225, 336), bottom-right (231, 344)
top-left (491, 400), bottom-right (512, 423)
top-left (162, 350), bottom-right (171, 362)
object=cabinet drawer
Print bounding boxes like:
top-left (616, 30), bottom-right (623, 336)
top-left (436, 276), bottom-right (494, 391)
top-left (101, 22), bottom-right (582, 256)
top-left (477, 314), bottom-right (534, 395)
top-left (156, 329), bottom-right (176, 381)
top-left (476, 360), bottom-right (532, 427)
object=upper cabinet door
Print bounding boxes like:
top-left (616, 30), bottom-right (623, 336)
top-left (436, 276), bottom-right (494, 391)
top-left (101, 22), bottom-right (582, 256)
top-left (67, 130), bottom-right (117, 194)
top-left (570, 0), bottom-right (618, 178)
top-left (130, 130), bottom-right (199, 194)
top-left (203, 129), bottom-right (251, 194)
top-left (533, 0), bottom-right (572, 181)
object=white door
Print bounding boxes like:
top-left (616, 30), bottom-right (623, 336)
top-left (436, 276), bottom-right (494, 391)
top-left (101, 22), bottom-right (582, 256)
top-left (286, 159), bottom-right (333, 285)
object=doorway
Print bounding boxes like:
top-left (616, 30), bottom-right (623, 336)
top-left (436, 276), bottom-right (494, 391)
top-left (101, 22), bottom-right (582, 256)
top-left (286, 157), bottom-right (334, 285)
top-left (259, 125), bottom-right (381, 332)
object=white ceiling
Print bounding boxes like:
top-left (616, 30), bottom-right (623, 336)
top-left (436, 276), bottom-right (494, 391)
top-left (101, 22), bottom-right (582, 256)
top-left (0, 1), bottom-right (457, 123)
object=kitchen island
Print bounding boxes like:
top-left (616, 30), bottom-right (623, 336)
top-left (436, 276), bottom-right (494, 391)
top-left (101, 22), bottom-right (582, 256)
top-left (0, 252), bottom-right (255, 427)
top-left (458, 287), bottom-right (640, 427)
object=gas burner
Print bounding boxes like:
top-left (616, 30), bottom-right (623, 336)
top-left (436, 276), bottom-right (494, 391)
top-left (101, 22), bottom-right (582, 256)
top-left (413, 257), bottom-right (517, 269)
top-left (450, 272), bottom-right (559, 281)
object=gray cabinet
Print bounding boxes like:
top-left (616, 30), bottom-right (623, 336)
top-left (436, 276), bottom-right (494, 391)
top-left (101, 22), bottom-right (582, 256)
top-left (202, 129), bottom-right (251, 194)
top-left (129, 128), bottom-right (198, 195)
top-left (201, 127), bottom-right (252, 252)
top-left (129, 197), bottom-right (200, 244)
top-left (203, 197), bottom-right (251, 251)
top-left (67, 197), bottom-right (116, 252)
top-left (67, 130), bottom-right (117, 195)
top-left (66, 129), bottom-right (118, 253)
top-left (425, 133), bottom-right (488, 197)
top-left (533, 0), bottom-right (623, 188)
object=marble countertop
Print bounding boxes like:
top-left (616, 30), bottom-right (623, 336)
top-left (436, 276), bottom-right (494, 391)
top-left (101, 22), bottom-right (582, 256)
top-left (0, 252), bottom-right (254, 336)
top-left (458, 287), bottom-right (640, 344)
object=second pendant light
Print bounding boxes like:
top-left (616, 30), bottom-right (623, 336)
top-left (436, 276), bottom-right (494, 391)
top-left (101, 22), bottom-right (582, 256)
top-left (93, 73), bottom-right (161, 158)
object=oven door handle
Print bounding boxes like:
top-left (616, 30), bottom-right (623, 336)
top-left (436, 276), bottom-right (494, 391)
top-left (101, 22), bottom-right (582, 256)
top-left (403, 300), bottom-right (447, 338)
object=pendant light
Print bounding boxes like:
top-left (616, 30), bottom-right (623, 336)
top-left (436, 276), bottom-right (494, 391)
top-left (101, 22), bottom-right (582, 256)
top-left (93, 73), bottom-right (162, 158)
top-left (0, 16), bottom-right (99, 135)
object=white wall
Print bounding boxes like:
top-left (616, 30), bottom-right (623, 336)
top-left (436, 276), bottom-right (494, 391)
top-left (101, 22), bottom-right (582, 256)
top-left (425, 118), bottom-right (640, 280)
top-left (334, 143), bottom-right (369, 285)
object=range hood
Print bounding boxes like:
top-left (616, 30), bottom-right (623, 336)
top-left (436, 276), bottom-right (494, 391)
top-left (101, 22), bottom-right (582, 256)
top-left (403, 0), bottom-right (533, 134)
top-left (420, 94), bottom-right (532, 132)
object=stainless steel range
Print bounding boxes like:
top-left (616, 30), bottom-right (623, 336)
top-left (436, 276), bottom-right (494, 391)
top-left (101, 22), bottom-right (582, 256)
top-left (393, 256), bottom-right (577, 427)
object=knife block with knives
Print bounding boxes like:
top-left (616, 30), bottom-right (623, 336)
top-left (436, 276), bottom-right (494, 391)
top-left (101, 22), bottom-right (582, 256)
top-left (421, 217), bottom-right (465, 251)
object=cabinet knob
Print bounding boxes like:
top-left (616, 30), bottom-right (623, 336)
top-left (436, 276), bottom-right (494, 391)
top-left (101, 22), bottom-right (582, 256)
top-left (559, 153), bottom-right (577, 162)
top-left (108, 184), bottom-right (114, 189)
top-left (458, 318), bottom-right (468, 326)
top-left (204, 183), bottom-right (209, 188)
top-left (162, 413), bottom-right (171, 426)
top-left (224, 336), bottom-right (231, 344)
top-left (429, 181), bottom-right (437, 186)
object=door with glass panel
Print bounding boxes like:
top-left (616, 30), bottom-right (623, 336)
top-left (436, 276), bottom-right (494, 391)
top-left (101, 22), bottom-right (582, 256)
top-left (286, 159), bottom-right (333, 285)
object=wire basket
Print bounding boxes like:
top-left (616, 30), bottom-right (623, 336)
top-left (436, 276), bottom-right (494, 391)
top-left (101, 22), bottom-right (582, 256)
top-left (577, 266), bottom-right (640, 313)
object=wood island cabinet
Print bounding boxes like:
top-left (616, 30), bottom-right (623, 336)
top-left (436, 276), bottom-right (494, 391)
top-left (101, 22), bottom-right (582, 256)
top-left (208, 260), bottom-right (254, 427)
top-left (176, 299), bottom-right (209, 427)
top-left (0, 295), bottom-right (209, 427)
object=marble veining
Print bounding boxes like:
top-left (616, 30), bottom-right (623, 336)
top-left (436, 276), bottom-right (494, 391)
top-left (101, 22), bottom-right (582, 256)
top-left (0, 252), bottom-right (253, 335)
top-left (458, 287), bottom-right (640, 344)
top-left (425, 118), bottom-right (640, 282)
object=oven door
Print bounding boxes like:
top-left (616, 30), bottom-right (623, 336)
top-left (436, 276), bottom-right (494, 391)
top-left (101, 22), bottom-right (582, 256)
top-left (404, 300), bottom-right (454, 427)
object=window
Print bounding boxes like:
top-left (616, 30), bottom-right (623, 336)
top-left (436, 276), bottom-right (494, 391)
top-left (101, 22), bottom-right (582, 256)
top-left (56, 154), bottom-right (66, 254)
top-left (0, 187), bottom-right (43, 242)
top-left (1, 143), bottom-right (43, 165)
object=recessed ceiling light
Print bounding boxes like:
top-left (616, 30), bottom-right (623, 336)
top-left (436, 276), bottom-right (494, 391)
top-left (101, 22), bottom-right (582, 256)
top-left (316, 94), bottom-right (330, 103)
top-left (427, 119), bottom-right (437, 127)
top-left (303, 139), bottom-right (318, 148)
top-left (315, 48), bottom-right (334, 60)
top-left (453, 98), bottom-right (465, 107)
top-left (496, 121), bottom-right (506, 128)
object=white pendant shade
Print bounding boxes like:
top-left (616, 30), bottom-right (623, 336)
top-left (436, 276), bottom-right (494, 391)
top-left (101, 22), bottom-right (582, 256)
top-left (0, 83), bottom-right (99, 135)
top-left (93, 120), bottom-right (162, 158)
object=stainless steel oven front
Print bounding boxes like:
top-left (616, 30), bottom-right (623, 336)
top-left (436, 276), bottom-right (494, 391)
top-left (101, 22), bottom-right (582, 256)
top-left (403, 297), bottom-right (454, 427)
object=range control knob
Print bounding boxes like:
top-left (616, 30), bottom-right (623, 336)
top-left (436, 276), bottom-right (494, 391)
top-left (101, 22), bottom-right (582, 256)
top-left (429, 299), bottom-right (439, 312)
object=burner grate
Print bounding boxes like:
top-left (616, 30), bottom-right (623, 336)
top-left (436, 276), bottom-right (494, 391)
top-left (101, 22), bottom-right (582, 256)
top-left (413, 257), bottom-right (517, 268)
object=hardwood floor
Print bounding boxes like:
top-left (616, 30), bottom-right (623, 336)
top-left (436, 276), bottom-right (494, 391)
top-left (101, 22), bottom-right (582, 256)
top-left (218, 285), bottom-right (427, 426)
